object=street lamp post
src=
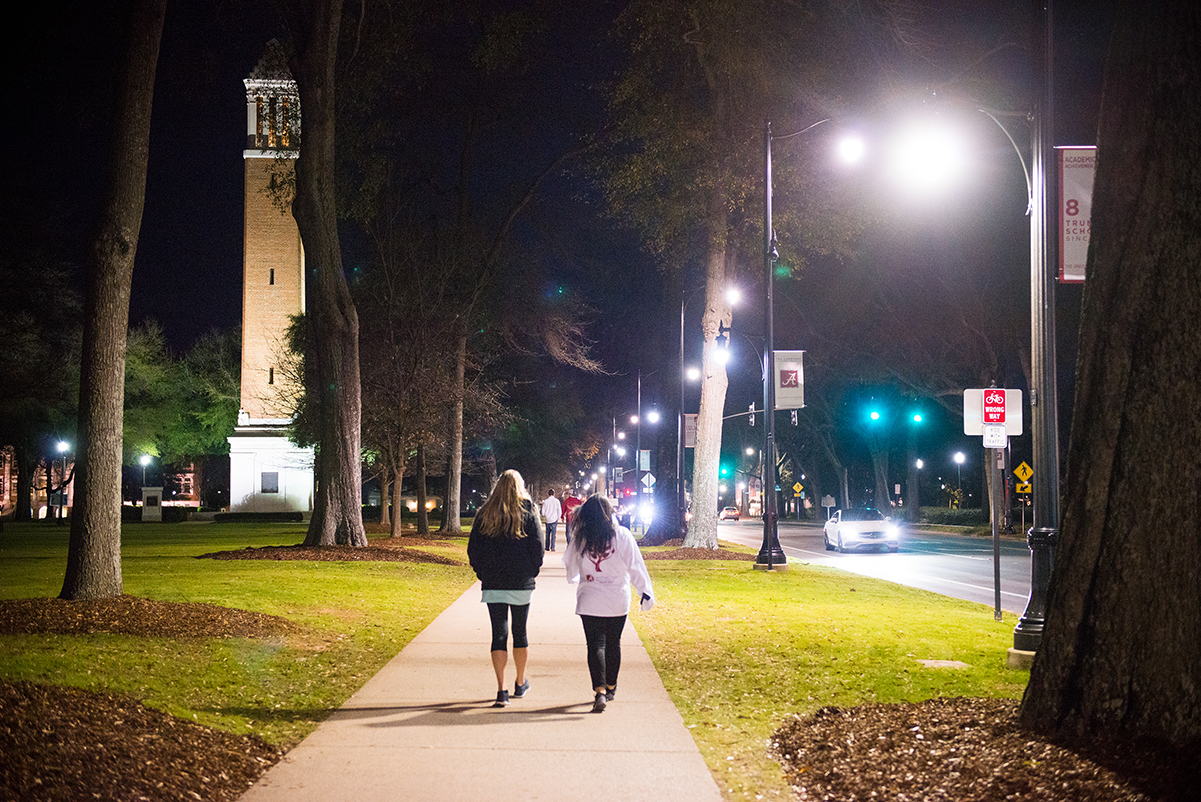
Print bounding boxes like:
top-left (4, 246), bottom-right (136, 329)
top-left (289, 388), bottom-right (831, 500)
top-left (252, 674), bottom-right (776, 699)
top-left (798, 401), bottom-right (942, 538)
top-left (678, 296), bottom-right (687, 536)
top-left (954, 451), bottom-right (965, 497)
top-left (973, 4), bottom-right (1058, 654)
top-left (757, 121), bottom-right (791, 569)
top-left (140, 453), bottom-right (151, 491)
top-left (1013, 0), bottom-right (1059, 655)
top-left (635, 371), bottom-right (643, 532)
top-left (55, 441), bottom-right (69, 524)
top-left (759, 119), bottom-right (861, 567)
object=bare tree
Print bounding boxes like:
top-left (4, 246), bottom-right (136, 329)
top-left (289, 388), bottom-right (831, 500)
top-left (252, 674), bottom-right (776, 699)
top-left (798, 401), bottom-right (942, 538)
top-left (1019, 2), bottom-right (1201, 748)
top-left (60, 0), bottom-right (167, 600)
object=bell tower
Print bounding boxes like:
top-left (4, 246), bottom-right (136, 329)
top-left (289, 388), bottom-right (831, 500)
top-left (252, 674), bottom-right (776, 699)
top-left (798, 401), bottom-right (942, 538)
top-left (227, 41), bottom-right (314, 515)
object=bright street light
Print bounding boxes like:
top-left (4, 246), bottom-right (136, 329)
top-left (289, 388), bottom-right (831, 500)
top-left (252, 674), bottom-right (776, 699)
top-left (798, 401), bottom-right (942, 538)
top-left (836, 134), bottom-right (866, 164)
top-left (888, 119), bottom-right (967, 194)
top-left (55, 441), bottom-right (70, 524)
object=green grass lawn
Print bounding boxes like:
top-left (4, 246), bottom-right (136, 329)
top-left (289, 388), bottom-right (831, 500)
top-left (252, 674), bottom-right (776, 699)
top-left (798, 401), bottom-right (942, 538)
top-left (1, 523), bottom-right (1028, 801)
top-left (0, 521), bottom-right (476, 746)
top-left (632, 542), bottom-right (1030, 801)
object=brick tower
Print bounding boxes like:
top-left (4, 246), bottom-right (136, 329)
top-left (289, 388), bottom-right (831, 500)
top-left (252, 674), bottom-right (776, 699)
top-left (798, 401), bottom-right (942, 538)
top-left (227, 43), bottom-right (314, 514)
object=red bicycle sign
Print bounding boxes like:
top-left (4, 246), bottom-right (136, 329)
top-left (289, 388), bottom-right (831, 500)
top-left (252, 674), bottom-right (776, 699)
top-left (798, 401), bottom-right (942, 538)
top-left (983, 390), bottom-right (1006, 423)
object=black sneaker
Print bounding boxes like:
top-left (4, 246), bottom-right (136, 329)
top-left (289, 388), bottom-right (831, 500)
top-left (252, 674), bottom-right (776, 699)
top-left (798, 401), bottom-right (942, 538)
top-left (592, 692), bottom-right (607, 713)
top-left (493, 690), bottom-right (509, 708)
top-left (513, 679), bottom-right (529, 698)
top-left (604, 687), bottom-right (616, 702)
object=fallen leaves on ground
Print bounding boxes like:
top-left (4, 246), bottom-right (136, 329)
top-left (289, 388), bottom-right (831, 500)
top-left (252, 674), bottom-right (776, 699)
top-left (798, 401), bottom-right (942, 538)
top-left (0, 680), bottom-right (282, 801)
top-left (644, 540), bottom-right (757, 561)
top-left (198, 540), bottom-right (462, 565)
top-left (773, 697), bottom-right (1196, 801)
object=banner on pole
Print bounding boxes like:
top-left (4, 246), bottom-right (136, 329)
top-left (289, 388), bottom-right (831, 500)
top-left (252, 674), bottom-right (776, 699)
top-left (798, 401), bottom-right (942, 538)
top-left (774, 350), bottom-right (805, 410)
top-left (1058, 146), bottom-right (1095, 283)
top-left (684, 414), bottom-right (697, 448)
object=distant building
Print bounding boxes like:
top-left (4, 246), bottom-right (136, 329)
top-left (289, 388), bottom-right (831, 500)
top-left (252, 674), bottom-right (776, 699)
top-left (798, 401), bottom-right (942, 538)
top-left (227, 43), bottom-right (314, 515)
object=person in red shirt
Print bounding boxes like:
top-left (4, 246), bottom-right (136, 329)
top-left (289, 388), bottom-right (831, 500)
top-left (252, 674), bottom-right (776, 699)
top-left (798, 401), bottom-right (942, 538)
top-left (561, 494), bottom-right (583, 545)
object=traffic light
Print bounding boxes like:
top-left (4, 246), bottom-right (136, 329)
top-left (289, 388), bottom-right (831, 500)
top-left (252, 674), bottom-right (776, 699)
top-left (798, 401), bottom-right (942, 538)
top-left (749, 402), bottom-right (755, 426)
top-left (720, 463), bottom-right (730, 477)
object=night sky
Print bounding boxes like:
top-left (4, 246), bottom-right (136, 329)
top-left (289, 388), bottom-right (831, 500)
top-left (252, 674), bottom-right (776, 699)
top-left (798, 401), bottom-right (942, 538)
top-left (3, 0), bottom-right (1117, 499)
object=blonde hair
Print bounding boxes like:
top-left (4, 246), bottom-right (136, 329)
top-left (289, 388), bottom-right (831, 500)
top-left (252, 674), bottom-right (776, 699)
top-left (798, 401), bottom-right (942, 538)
top-left (475, 469), bottom-right (531, 538)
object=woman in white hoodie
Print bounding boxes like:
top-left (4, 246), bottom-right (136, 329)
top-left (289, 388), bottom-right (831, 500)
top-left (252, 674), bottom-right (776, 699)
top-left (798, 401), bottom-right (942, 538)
top-left (564, 495), bottom-right (654, 713)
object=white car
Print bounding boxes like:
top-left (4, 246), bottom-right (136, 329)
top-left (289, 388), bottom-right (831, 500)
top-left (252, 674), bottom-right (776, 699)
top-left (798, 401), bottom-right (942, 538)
top-left (823, 508), bottom-right (900, 553)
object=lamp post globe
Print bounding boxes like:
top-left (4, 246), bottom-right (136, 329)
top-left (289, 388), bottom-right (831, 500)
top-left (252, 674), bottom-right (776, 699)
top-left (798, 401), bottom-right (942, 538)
top-left (953, 452), bottom-right (966, 503)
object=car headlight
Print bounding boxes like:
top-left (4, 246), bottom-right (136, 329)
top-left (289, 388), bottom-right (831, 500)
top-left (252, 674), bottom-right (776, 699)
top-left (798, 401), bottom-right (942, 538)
top-left (886, 524), bottom-right (900, 538)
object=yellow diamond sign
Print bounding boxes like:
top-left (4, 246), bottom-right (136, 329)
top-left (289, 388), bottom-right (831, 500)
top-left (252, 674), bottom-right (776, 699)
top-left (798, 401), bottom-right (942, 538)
top-left (1014, 461), bottom-right (1033, 483)
top-left (793, 482), bottom-right (803, 495)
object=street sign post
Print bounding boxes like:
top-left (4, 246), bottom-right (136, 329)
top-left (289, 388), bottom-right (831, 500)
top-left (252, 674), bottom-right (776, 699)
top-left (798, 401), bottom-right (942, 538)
top-left (965, 388), bottom-right (1024, 623)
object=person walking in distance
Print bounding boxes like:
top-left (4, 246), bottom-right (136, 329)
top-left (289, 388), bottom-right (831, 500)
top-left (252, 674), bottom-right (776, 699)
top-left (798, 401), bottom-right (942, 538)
top-left (562, 492), bottom-right (583, 546)
top-left (468, 470), bottom-right (545, 707)
top-left (541, 488), bottom-right (562, 552)
top-left (564, 495), bottom-right (654, 712)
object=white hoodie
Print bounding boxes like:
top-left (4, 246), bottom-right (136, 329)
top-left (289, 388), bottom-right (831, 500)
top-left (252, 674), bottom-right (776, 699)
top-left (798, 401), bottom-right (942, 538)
top-left (564, 521), bottom-right (655, 617)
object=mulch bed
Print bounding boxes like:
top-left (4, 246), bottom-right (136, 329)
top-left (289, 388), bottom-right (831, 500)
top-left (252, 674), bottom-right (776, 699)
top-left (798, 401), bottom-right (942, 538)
top-left (0, 679), bottom-right (283, 802)
top-left (198, 540), bottom-right (462, 565)
top-left (0, 595), bottom-right (296, 638)
top-left (773, 697), bottom-right (1196, 801)
top-left (643, 539), bottom-right (757, 561)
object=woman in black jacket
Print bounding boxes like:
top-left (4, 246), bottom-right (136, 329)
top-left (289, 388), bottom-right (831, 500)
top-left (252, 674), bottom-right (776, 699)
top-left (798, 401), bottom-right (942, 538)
top-left (467, 469), bottom-right (545, 707)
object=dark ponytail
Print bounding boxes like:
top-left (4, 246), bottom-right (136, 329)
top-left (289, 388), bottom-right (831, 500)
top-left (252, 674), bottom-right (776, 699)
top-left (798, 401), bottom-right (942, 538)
top-left (571, 495), bottom-right (616, 557)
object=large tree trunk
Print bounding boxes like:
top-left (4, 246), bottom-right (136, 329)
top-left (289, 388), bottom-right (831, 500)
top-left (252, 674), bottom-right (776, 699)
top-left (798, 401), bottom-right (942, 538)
top-left (14, 444), bottom-right (36, 523)
top-left (286, 0), bottom-right (366, 548)
top-left (867, 441), bottom-right (890, 513)
top-left (415, 442), bottom-right (429, 535)
top-left (1019, 3), bottom-right (1201, 749)
top-left (389, 450), bottom-right (406, 538)
top-left (684, 193), bottom-right (733, 549)
top-left (377, 462), bottom-right (391, 529)
top-left (443, 331), bottom-right (466, 534)
top-left (60, 0), bottom-right (166, 600)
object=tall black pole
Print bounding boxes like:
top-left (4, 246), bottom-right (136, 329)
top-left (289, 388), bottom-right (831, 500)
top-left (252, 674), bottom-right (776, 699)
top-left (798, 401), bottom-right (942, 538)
top-left (635, 371), bottom-right (642, 531)
top-left (1014, 0), bottom-right (1059, 654)
top-left (678, 296), bottom-right (687, 537)
top-left (757, 121), bottom-right (786, 569)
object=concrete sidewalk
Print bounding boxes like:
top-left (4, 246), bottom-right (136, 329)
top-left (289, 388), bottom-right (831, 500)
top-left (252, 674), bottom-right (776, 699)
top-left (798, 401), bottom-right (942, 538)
top-left (240, 551), bottom-right (723, 802)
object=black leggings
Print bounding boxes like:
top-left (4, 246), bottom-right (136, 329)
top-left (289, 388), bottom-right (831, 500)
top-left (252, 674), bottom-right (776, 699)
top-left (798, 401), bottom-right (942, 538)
top-left (487, 602), bottom-right (530, 652)
top-left (581, 614), bottom-right (626, 690)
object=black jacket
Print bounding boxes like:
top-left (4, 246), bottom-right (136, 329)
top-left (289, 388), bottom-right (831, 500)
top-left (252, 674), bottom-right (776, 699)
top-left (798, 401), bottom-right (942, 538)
top-left (467, 499), bottom-right (545, 591)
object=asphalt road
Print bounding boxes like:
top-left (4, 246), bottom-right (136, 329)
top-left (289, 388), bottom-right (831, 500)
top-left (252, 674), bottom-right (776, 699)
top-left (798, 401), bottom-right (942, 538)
top-left (717, 518), bottom-right (1033, 615)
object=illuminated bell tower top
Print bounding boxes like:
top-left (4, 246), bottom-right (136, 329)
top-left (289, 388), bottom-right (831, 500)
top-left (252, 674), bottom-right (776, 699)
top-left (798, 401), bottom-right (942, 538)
top-left (244, 40), bottom-right (299, 156)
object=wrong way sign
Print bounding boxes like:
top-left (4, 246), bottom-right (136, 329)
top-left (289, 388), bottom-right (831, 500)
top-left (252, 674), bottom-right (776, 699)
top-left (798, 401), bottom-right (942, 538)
top-left (964, 389), bottom-right (1023, 437)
